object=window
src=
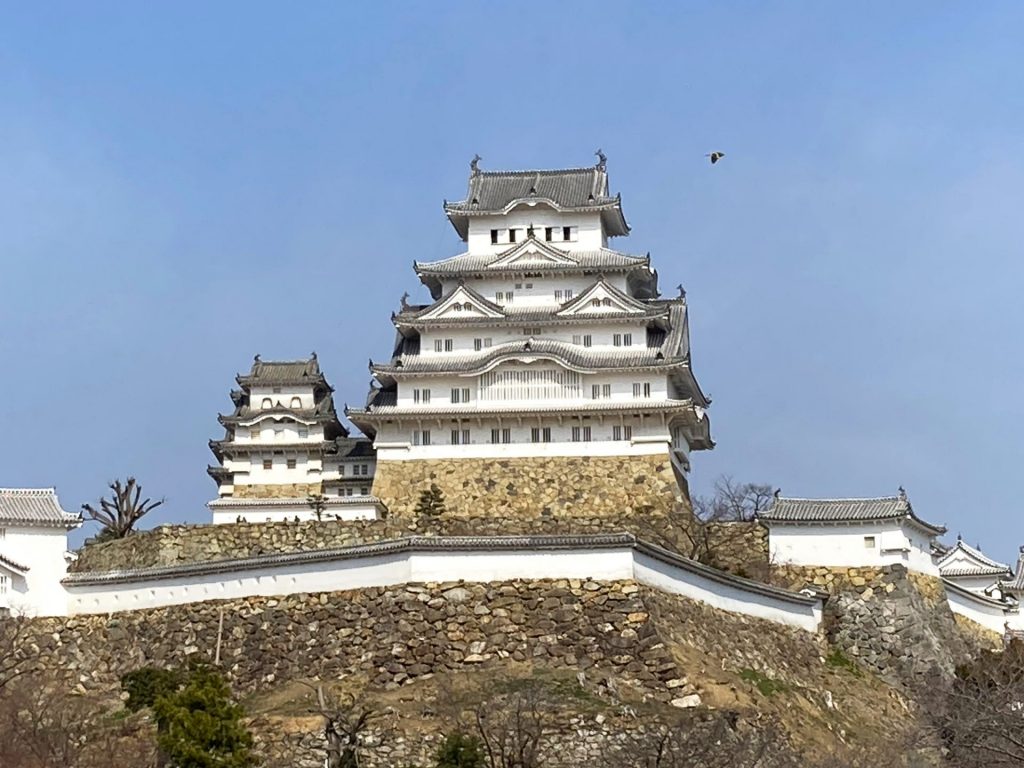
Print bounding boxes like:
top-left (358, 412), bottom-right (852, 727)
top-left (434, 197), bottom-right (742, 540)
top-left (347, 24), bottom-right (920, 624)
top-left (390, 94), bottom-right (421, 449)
top-left (0, 528), bottom-right (5, 541)
top-left (522, 327), bottom-right (540, 336)
top-left (525, 283), bottom-right (533, 289)
top-left (0, 574), bottom-right (7, 594)
top-left (261, 398), bottom-right (273, 409)
top-left (506, 292), bottom-right (514, 303)
top-left (544, 226), bottom-right (554, 241)
top-left (491, 428), bottom-right (500, 444)
top-left (592, 299), bottom-right (602, 308)
top-left (434, 339), bottom-right (443, 353)
top-left (623, 333), bottom-right (632, 346)
top-left (298, 428), bottom-right (308, 439)
top-left (603, 384), bottom-right (611, 398)
top-left (555, 290), bottom-right (563, 301)
top-left (572, 334), bottom-right (582, 345)
top-left (360, 487), bottom-right (368, 495)
top-left (274, 427), bottom-right (284, 440)
top-left (484, 338), bottom-right (493, 348)
top-left (250, 427), bottom-right (260, 440)
top-left (603, 298), bottom-right (612, 307)
top-left (565, 289), bottom-right (573, 300)
top-left (592, 384), bottom-right (601, 400)
top-left (444, 339), bottom-right (454, 352)
top-left (543, 427), bottom-right (551, 442)
top-left (563, 226), bottom-right (572, 241)
top-left (337, 488), bottom-right (345, 497)
top-left (454, 303), bottom-right (463, 312)
top-left (451, 429), bottom-right (471, 445)
top-left (633, 383), bottom-right (651, 398)
top-left (515, 282), bottom-right (523, 289)
top-left (531, 427), bottom-right (540, 443)
top-left (413, 388), bottom-right (431, 404)
top-left (474, 338), bottom-right (482, 351)
top-left (491, 228), bottom-right (499, 244)
top-left (451, 388), bottom-right (471, 404)
top-left (290, 396), bottom-right (301, 408)
top-left (287, 458), bottom-right (297, 469)
top-left (508, 228), bottom-right (517, 243)
top-left (864, 536), bottom-right (876, 549)
top-left (339, 465), bottom-right (346, 477)
top-left (273, 387), bottom-right (282, 394)
top-left (263, 459), bottom-right (273, 470)
top-left (583, 334), bottom-right (592, 347)
top-left (413, 430), bottom-right (431, 446)
top-left (643, 382), bottom-right (651, 397)
top-left (571, 426), bottom-right (593, 442)
top-left (614, 334), bottom-right (622, 347)
top-left (613, 425), bottom-right (633, 441)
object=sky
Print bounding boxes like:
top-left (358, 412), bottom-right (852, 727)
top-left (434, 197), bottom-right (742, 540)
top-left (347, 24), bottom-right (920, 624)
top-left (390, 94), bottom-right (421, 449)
top-left (1, 3), bottom-right (1022, 559)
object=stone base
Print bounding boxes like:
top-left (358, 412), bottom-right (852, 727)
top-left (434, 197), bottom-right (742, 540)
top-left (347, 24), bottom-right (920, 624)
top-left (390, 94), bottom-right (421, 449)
top-left (371, 454), bottom-right (683, 519)
top-left (232, 483), bottom-right (321, 499)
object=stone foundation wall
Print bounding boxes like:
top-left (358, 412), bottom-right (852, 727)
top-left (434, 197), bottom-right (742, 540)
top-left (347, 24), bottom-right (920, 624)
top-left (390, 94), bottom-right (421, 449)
top-left (372, 454), bottom-right (682, 519)
top-left (231, 482), bottom-right (321, 499)
top-left (771, 564), bottom-right (968, 686)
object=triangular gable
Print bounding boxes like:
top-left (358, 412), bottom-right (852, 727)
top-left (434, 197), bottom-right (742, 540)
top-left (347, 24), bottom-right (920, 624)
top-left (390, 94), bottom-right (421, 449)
top-left (938, 540), bottom-right (1011, 576)
top-left (556, 278), bottom-right (648, 317)
top-left (417, 284), bottom-right (506, 321)
top-left (487, 239), bottom-right (578, 269)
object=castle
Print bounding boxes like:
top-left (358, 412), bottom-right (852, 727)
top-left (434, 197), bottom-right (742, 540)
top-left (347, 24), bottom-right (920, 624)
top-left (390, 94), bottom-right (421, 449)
top-left (3, 155), bottom-right (1022, 646)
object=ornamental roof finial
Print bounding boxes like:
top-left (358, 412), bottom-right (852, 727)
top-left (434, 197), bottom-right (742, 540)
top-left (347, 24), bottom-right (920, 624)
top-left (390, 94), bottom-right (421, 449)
top-left (773, 488), bottom-right (781, 499)
top-left (677, 284), bottom-right (686, 299)
top-left (400, 291), bottom-right (410, 310)
top-left (254, 353), bottom-right (261, 362)
top-left (595, 148), bottom-right (607, 170)
top-left (898, 485), bottom-right (907, 501)
top-left (470, 154), bottom-right (482, 175)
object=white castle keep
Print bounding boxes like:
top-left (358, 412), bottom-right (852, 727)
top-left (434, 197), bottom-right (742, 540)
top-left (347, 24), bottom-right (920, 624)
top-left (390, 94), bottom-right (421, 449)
top-left (345, 155), bottom-right (712, 485)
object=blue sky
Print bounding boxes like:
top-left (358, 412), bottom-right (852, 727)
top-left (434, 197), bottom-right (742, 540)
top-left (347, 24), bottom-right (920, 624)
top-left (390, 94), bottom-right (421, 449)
top-left (2, 3), bottom-right (1022, 559)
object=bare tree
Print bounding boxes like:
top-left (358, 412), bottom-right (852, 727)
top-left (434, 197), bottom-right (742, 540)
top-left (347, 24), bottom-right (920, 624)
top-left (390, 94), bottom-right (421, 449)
top-left (0, 671), bottom-right (157, 768)
top-left (917, 639), bottom-right (1024, 767)
top-left (310, 684), bottom-right (380, 768)
top-left (0, 612), bottom-right (35, 692)
top-left (307, 493), bottom-right (328, 522)
top-left (640, 476), bottom-right (773, 578)
top-left (472, 686), bottom-right (551, 768)
top-left (82, 477), bottom-right (164, 541)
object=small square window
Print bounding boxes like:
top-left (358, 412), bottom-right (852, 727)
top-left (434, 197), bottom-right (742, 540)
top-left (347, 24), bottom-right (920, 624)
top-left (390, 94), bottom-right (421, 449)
top-left (864, 536), bottom-right (876, 549)
top-left (263, 459), bottom-right (272, 470)
top-left (286, 458), bottom-right (297, 470)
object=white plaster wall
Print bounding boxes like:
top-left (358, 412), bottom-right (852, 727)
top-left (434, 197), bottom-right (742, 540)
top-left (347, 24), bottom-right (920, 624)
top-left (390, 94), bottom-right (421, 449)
top-left (0, 526), bottom-right (72, 617)
top-left (767, 522), bottom-right (940, 576)
top-left (249, 385), bottom-right (316, 410)
top-left (943, 574), bottom-right (1002, 596)
top-left (465, 210), bottom-right (607, 252)
top-left (633, 552), bottom-right (821, 632)
top-left (64, 546), bottom-right (822, 635)
top-left (945, 588), bottom-right (1011, 636)
top-left (418, 320), bottom-right (646, 357)
top-left (209, 501), bottom-right (382, 525)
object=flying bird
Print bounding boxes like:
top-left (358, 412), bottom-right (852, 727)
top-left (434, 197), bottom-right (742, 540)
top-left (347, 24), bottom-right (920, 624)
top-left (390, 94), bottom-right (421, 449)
top-left (706, 151), bottom-right (725, 165)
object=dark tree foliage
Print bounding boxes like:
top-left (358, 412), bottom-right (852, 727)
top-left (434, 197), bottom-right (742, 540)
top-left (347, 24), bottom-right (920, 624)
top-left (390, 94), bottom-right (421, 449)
top-left (151, 662), bottom-right (255, 768)
top-left (415, 483), bottom-right (447, 518)
top-left (434, 732), bottom-right (485, 768)
top-left (82, 477), bottom-right (164, 540)
top-left (121, 666), bottom-right (183, 712)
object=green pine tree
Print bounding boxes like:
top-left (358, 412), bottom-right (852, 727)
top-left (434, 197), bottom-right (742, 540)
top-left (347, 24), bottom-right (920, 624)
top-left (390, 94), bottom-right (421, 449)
top-left (414, 483), bottom-right (447, 517)
top-left (434, 731), bottom-right (484, 768)
top-left (152, 662), bottom-right (255, 768)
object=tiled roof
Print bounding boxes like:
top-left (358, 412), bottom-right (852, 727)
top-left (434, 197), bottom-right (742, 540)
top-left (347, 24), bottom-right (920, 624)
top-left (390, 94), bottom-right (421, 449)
top-left (444, 165), bottom-right (629, 238)
top-left (938, 538), bottom-right (1012, 578)
top-left (758, 493), bottom-right (946, 535)
top-left (0, 488), bottom-right (81, 528)
top-left (415, 245), bottom-right (649, 276)
top-left (0, 552), bottom-right (30, 574)
top-left (236, 355), bottom-right (329, 388)
top-left (1002, 549), bottom-right (1024, 592)
top-left (349, 397), bottom-right (699, 420)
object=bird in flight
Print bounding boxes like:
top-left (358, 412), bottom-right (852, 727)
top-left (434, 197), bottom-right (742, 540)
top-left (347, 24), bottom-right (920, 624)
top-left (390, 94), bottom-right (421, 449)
top-left (706, 151), bottom-right (725, 165)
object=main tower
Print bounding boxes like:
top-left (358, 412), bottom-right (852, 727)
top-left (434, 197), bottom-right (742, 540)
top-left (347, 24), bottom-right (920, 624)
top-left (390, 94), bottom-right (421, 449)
top-left (347, 154), bottom-right (712, 518)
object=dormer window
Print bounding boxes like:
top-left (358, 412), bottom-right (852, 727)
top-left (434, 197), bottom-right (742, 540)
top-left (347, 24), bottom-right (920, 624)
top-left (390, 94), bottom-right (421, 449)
top-left (591, 299), bottom-right (602, 308)
top-left (562, 226), bottom-right (572, 241)
top-left (454, 303), bottom-right (463, 312)
top-left (544, 227), bottom-right (554, 242)
top-left (508, 228), bottom-right (517, 243)
top-left (290, 396), bottom-right (301, 408)
top-left (602, 298), bottom-right (612, 307)
top-left (261, 398), bottom-right (273, 409)
top-left (490, 229), bottom-right (499, 244)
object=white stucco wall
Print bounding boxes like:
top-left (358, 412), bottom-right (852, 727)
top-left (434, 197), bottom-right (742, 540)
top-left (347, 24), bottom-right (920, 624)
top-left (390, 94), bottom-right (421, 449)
top-left (0, 525), bottom-right (73, 617)
top-left (944, 584), bottom-right (1013, 636)
top-left (766, 521), bottom-right (940, 576)
top-left (63, 543), bottom-right (822, 633)
top-left (465, 209), bottom-right (607, 252)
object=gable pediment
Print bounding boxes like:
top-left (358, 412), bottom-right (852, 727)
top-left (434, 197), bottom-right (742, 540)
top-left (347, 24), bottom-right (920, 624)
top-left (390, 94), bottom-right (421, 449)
top-left (488, 240), bottom-right (577, 269)
top-left (556, 280), bottom-right (647, 317)
top-left (419, 285), bottom-right (506, 321)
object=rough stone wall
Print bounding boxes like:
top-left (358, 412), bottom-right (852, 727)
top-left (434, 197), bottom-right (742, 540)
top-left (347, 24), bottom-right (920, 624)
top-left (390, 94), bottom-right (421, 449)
top-left (231, 482), bottom-right (320, 499)
top-left (771, 564), bottom-right (968, 686)
top-left (372, 454), bottom-right (682, 519)
top-left (29, 580), bottom-right (689, 699)
top-left (952, 614), bottom-right (1003, 650)
top-left (73, 512), bottom-right (693, 573)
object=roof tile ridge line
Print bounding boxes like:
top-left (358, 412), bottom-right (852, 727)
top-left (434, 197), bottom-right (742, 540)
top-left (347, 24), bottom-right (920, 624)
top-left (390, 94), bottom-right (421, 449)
top-left (632, 539), bottom-right (819, 606)
top-left (774, 495), bottom-right (900, 502)
top-left (473, 166), bottom-right (600, 177)
top-left (0, 487), bottom-right (57, 494)
top-left (941, 578), bottom-right (1016, 608)
top-left (62, 532), bottom-right (641, 585)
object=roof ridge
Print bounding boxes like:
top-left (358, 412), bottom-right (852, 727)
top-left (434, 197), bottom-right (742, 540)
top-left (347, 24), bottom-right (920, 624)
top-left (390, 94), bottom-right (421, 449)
top-left (0, 487), bottom-right (57, 495)
top-left (776, 495), bottom-right (900, 502)
top-left (474, 166), bottom-right (600, 178)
